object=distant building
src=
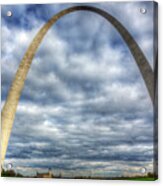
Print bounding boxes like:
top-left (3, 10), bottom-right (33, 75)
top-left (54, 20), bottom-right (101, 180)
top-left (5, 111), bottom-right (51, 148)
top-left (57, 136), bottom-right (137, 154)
top-left (36, 169), bottom-right (53, 178)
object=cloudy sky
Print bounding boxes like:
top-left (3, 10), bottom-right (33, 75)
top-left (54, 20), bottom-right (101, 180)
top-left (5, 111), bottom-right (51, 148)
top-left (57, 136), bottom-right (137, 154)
top-left (1, 1), bottom-right (155, 177)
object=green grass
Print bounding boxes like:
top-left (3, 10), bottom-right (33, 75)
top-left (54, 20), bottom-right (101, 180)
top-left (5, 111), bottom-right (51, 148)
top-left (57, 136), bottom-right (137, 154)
top-left (125, 177), bottom-right (157, 181)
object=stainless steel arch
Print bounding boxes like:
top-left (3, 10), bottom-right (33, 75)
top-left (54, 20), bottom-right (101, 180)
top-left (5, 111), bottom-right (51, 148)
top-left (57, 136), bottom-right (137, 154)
top-left (1, 6), bottom-right (154, 164)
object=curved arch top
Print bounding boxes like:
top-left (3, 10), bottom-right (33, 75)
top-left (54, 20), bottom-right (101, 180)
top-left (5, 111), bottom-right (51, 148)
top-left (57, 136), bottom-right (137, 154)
top-left (1, 6), bottom-right (154, 164)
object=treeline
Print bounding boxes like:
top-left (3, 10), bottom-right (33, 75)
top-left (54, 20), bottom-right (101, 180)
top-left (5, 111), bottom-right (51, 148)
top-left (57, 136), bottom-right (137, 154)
top-left (1, 169), bottom-right (24, 177)
top-left (1, 168), bottom-right (157, 180)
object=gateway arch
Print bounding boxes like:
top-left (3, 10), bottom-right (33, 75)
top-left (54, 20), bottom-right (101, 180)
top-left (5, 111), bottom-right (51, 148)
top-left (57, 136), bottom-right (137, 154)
top-left (1, 6), bottom-right (154, 165)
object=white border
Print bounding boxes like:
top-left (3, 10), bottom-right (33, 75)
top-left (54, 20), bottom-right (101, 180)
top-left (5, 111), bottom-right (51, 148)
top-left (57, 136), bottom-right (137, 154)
top-left (0, 0), bottom-right (162, 185)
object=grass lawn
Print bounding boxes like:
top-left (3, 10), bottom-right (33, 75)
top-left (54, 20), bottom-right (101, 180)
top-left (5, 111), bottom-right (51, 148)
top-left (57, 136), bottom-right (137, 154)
top-left (126, 177), bottom-right (157, 181)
